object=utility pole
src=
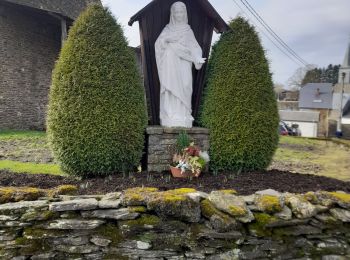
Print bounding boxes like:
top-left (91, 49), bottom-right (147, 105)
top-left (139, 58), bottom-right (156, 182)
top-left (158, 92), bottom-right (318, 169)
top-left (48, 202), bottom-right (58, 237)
top-left (336, 72), bottom-right (346, 137)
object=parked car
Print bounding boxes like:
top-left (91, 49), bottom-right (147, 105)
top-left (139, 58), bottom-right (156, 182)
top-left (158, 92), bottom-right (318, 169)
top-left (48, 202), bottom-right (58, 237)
top-left (279, 123), bottom-right (289, 136)
top-left (279, 121), bottom-right (292, 136)
top-left (290, 123), bottom-right (301, 136)
top-left (279, 121), bottom-right (300, 136)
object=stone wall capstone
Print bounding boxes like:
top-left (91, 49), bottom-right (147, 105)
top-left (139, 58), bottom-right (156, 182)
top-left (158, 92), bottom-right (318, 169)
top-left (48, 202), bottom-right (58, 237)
top-left (0, 188), bottom-right (349, 259)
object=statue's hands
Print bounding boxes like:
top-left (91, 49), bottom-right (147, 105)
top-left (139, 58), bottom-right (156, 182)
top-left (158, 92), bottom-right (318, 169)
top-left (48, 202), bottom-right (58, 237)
top-left (194, 57), bottom-right (206, 70)
top-left (196, 57), bottom-right (206, 64)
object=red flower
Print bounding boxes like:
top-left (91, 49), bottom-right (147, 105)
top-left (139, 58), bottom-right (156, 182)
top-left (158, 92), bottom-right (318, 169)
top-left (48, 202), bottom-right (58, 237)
top-left (186, 146), bottom-right (200, 156)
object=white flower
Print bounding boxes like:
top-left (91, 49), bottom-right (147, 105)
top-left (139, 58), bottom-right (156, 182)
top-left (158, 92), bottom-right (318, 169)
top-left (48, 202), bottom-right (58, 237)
top-left (199, 151), bottom-right (210, 162)
top-left (176, 160), bottom-right (189, 173)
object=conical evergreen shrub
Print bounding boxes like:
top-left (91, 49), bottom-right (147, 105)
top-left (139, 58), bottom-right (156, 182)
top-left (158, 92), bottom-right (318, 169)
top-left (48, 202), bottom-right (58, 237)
top-left (47, 5), bottom-right (147, 177)
top-left (201, 17), bottom-right (279, 171)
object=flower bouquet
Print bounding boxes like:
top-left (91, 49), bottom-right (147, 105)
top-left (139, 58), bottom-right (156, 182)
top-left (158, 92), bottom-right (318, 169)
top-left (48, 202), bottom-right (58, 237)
top-left (170, 131), bottom-right (209, 178)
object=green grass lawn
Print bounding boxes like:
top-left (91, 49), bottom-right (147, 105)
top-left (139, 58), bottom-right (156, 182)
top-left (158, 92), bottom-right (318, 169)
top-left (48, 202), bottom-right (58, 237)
top-left (0, 131), bottom-right (349, 181)
top-left (0, 130), bottom-right (46, 140)
top-left (0, 160), bottom-right (65, 176)
top-left (0, 130), bottom-right (65, 176)
top-left (271, 136), bottom-right (350, 181)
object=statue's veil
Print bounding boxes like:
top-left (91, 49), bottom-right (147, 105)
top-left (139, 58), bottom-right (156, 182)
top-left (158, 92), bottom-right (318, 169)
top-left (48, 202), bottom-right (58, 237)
top-left (168, 2), bottom-right (189, 31)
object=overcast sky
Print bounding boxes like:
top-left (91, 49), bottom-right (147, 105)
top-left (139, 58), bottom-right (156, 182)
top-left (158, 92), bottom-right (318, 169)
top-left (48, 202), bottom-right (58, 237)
top-left (101, 0), bottom-right (350, 86)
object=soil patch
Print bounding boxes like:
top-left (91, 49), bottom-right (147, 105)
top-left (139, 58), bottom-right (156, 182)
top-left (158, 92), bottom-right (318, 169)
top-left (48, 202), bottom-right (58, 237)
top-left (279, 142), bottom-right (315, 151)
top-left (0, 170), bottom-right (349, 195)
top-left (0, 139), bottom-right (53, 163)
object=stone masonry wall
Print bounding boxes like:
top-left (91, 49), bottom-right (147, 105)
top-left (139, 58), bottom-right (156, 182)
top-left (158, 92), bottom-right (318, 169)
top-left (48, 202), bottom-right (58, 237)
top-left (3, 0), bottom-right (101, 20)
top-left (0, 3), bottom-right (61, 130)
top-left (0, 1), bottom-right (143, 130)
top-left (147, 127), bottom-right (210, 172)
top-left (0, 188), bottom-right (349, 259)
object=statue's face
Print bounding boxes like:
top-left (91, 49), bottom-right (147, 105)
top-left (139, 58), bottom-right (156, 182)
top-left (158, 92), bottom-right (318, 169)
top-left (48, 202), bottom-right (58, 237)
top-left (173, 5), bottom-right (186, 24)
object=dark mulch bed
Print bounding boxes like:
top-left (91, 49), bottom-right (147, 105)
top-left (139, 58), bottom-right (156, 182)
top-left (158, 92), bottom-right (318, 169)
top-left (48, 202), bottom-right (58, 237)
top-left (0, 170), bottom-right (349, 195)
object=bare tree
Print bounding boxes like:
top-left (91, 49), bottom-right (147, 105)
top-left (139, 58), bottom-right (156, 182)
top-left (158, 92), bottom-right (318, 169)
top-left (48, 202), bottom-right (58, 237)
top-left (273, 83), bottom-right (286, 100)
top-left (287, 64), bottom-right (316, 90)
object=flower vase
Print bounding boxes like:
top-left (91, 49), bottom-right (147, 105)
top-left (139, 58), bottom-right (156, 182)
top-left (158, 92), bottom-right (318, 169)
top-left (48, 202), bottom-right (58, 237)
top-left (170, 166), bottom-right (201, 178)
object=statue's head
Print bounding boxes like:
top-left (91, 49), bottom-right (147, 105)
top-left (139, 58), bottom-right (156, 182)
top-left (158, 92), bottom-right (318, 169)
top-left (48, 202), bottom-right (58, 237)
top-left (170, 2), bottom-right (188, 26)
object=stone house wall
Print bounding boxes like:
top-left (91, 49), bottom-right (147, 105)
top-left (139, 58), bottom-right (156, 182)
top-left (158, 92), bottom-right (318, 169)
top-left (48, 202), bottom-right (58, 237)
top-left (0, 1), bottom-right (143, 131)
top-left (300, 108), bottom-right (330, 137)
top-left (277, 101), bottom-right (299, 111)
top-left (0, 3), bottom-right (61, 130)
top-left (3, 0), bottom-right (101, 20)
top-left (317, 109), bottom-right (331, 137)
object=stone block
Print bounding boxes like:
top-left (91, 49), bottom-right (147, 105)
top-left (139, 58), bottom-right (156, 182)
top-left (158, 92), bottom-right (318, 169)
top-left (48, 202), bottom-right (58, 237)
top-left (49, 199), bottom-right (99, 212)
top-left (0, 201), bottom-right (48, 213)
top-left (55, 244), bottom-right (100, 254)
top-left (81, 208), bottom-right (140, 220)
top-left (98, 199), bottom-right (121, 209)
top-left (146, 126), bottom-right (164, 135)
top-left (90, 236), bottom-right (111, 247)
top-left (46, 219), bottom-right (105, 230)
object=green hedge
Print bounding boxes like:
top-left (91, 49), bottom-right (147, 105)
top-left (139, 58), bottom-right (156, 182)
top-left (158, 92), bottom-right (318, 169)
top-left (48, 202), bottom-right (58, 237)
top-left (201, 17), bottom-right (279, 171)
top-left (47, 5), bottom-right (147, 177)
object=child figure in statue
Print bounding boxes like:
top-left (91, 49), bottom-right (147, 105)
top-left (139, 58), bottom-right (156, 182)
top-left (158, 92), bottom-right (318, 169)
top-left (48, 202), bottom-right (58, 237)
top-left (155, 1), bottom-right (206, 128)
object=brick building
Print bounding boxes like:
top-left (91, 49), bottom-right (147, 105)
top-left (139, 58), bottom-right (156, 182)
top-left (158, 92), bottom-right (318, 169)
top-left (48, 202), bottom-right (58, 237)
top-left (0, 0), bottom-right (101, 130)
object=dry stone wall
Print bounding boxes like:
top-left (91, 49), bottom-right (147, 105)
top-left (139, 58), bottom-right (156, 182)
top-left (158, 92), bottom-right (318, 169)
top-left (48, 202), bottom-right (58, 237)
top-left (0, 188), bottom-right (349, 259)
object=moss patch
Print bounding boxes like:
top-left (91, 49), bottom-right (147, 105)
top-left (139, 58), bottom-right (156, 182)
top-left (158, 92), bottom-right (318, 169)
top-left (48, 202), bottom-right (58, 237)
top-left (0, 187), bottom-right (45, 203)
top-left (219, 189), bottom-right (238, 195)
top-left (248, 213), bottom-right (277, 237)
top-left (95, 224), bottom-right (124, 245)
top-left (228, 205), bottom-right (247, 217)
top-left (327, 192), bottom-right (350, 203)
top-left (303, 192), bottom-right (318, 204)
top-left (256, 195), bottom-right (282, 213)
top-left (201, 199), bottom-right (235, 227)
top-left (201, 199), bottom-right (218, 218)
top-left (122, 187), bottom-right (158, 206)
top-left (161, 193), bottom-right (187, 202)
top-left (128, 206), bottom-right (147, 213)
top-left (48, 185), bottom-right (78, 197)
top-left (23, 227), bottom-right (66, 240)
top-left (121, 214), bottom-right (161, 228)
top-left (146, 190), bottom-right (192, 209)
top-left (169, 188), bottom-right (197, 194)
top-left (16, 238), bottom-right (50, 255)
top-left (20, 210), bottom-right (57, 222)
top-left (0, 185), bottom-right (79, 204)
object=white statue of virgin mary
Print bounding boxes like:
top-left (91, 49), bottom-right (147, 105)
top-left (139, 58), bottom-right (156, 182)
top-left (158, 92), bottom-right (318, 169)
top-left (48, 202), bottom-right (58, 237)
top-left (155, 1), bottom-right (206, 128)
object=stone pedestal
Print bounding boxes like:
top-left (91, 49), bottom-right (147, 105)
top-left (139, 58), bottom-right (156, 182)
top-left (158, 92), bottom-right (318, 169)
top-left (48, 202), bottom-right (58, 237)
top-left (146, 126), bottom-right (210, 172)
